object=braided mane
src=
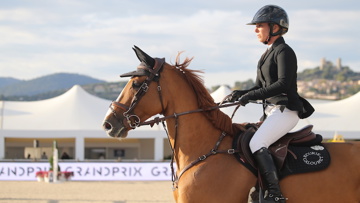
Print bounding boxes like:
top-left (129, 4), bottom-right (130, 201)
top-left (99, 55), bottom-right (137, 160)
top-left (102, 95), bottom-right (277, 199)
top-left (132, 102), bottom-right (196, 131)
top-left (172, 52), bottom-right (243, 136)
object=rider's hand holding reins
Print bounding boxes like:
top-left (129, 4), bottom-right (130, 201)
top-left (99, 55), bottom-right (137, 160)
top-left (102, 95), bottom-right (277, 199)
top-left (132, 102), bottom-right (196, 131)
top-left (226, 90), bottom-right (249, 102)
top-left (222, 90), bottom-right (250, 106)
top-left (238, 94), bottom-right (250, 106)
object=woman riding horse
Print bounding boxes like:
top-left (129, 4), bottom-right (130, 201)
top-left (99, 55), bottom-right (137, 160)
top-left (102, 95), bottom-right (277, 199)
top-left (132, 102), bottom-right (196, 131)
top-left (227, 5), bottom-right (314, 202)
top-left (103, 47), bottom-right (360, 203)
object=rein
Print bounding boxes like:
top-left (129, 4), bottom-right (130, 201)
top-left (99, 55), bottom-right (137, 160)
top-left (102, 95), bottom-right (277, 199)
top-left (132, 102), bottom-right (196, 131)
top-left (139, 101), bottom-right (243, 127)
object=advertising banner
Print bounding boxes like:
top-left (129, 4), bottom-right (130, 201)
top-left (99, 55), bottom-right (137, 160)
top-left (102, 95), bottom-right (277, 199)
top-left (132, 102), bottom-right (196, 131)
top-left (0, 162), bottom-right (173, 181)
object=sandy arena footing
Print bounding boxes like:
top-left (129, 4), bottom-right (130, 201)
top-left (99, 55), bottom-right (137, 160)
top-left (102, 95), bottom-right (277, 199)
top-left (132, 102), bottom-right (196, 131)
top-left (0, 181), bottom-right (175, 203)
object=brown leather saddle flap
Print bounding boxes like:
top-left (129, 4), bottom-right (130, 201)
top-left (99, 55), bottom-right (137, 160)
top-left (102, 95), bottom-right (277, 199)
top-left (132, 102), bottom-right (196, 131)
top-left (239, 126), bottom-right (258, 168)
top-left (269, 125), bottom-right (316, 168)
top-left (236, 124), bottom-right (316, 170)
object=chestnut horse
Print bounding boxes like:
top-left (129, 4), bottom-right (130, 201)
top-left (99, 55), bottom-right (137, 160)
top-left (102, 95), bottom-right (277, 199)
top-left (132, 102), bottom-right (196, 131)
top-left (102, 46), bottom-right (360, 203)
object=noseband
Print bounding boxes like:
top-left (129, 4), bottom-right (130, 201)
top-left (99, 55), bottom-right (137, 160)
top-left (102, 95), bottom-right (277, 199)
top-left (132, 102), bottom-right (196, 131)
top-left (110, 58), bottom-right (166, 129)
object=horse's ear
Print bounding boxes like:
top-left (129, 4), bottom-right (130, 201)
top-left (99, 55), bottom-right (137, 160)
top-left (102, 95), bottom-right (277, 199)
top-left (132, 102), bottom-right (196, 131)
top-left (132, 46), bottom-right (155, 69)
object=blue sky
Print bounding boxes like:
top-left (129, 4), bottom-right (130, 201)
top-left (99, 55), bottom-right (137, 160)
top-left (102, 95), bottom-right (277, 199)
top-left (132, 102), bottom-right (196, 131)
top-left (1, 0), bottom-right (359, 87)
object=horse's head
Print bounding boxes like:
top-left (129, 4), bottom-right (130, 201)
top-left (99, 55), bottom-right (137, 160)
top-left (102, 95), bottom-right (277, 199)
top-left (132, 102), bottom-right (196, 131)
top-left (102, 46), bottom-right (167, 138)
top-left (102, 46), bottom-right (236, 138)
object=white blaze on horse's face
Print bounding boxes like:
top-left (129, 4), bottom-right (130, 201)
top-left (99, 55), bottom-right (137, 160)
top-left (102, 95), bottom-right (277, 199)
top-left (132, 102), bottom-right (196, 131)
top-left (103, 46), bottom-right (167, 139)
top-left (102, 79), bottom-right (135, 138)
top-left (103, 86), bottom-right (125, 122)
top-left (103, 75), bottom-right (156, 138)
top-left (103, 95), bottom-right (123, 137)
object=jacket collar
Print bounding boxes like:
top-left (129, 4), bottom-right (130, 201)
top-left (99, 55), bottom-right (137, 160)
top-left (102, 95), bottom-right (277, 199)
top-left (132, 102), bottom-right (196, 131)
top-left (270, 37), bottom-right (285, 51)
top-left (261, 37), bottom-right (285, 62)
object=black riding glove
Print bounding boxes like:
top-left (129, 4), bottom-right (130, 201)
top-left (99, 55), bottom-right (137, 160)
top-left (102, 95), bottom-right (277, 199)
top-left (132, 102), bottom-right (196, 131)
top-left (238, 94), bottom-right (250, 106)
top-left (227, 90), bottom-right (248, 102)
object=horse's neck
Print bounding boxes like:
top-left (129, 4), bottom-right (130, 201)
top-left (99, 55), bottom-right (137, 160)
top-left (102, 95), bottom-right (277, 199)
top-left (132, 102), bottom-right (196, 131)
top-left (162, 70), bottom-right (228, 170)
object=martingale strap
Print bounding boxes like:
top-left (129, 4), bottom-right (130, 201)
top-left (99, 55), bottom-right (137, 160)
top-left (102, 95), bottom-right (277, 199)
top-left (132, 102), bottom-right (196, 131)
top-left (171, 131), bottom-right (240, 190)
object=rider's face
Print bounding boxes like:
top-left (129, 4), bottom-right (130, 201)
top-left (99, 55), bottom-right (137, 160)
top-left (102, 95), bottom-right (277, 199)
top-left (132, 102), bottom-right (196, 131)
top-left (255, 23), bottom-right (270, 43)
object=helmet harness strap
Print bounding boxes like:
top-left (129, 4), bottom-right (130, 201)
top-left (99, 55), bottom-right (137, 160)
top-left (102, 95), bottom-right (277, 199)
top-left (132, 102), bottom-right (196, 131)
top-left (264, 23), bottom-right (283, 45)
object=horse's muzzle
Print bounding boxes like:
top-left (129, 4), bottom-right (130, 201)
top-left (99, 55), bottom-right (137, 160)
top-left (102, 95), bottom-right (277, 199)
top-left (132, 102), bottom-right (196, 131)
top-left (102, 116), bottom-right (129, 138)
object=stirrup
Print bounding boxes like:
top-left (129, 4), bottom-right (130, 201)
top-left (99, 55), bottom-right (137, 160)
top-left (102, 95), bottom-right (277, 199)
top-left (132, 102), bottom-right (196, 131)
top-left (267, 193), bottom-right (287, 202)
top-left (259, 187), bottom-right (287, 203)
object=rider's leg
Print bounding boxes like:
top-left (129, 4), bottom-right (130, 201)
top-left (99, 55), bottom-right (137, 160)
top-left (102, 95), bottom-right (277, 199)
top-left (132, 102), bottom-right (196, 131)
top-left (249, 106), bottom-right (299, 153)
top-left (249, 106), bottom-right (299, 203)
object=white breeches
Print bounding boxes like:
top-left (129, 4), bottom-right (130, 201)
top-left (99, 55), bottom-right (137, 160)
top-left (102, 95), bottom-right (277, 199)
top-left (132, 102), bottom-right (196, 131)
top-left (249, 105), bottom-right (300, 153)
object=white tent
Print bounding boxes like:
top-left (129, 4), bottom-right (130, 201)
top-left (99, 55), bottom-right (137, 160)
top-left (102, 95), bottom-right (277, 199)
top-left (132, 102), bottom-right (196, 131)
top-left (297, 91), bottom-right (360, 139)
top-left (2, 85), bottom-right (110, 130)
top-left (0, 84), bottom-right (358, 161)
top-left (0, 85), bottom-right (165, 161)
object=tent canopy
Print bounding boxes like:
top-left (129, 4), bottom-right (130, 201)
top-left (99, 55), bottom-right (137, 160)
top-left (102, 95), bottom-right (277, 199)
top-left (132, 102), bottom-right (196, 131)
top-left (1, 85), bottom-right (110, 130)
top-left (1, 85), bottom-right (359, 139)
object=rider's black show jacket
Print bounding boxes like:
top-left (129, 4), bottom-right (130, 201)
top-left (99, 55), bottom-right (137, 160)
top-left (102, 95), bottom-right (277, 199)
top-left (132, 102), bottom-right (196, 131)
top-left (245, 37), bottom-right (314, 119)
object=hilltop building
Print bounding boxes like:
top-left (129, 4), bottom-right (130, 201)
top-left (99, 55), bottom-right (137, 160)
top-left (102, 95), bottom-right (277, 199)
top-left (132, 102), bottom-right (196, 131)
top-left (320, 57), bottom-right (342, 70)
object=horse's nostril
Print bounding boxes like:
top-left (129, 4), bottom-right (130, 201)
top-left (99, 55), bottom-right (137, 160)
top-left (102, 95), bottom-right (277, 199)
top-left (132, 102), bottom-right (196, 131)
top-left (103, 122), bottom-right (112, 131)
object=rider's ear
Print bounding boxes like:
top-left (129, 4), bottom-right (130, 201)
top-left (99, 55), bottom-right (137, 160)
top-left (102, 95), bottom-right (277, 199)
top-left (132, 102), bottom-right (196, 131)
top-left (133, 45), bottom-right (155, 69)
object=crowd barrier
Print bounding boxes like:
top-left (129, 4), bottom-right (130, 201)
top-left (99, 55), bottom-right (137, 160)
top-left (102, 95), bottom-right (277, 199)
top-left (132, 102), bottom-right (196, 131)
top-left (0, 162), bottom-right (173, 181)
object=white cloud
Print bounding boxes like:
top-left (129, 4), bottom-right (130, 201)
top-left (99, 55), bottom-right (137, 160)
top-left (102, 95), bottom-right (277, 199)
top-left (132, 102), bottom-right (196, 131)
top-left (0, 26), bottom-right (40, 45)
top-left (0, 8), bottom-right (60, 24)
top-left (0, 0), bottom-right (359, 86)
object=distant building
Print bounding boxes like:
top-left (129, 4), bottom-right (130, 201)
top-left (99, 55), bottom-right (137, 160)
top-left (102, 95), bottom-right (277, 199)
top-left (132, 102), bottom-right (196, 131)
top-left (336, 58), bottom-right (342, 70)
top-left (94, 85), bottom-right (106, 93)
top-left (320, 57), bottom-right (342, 70)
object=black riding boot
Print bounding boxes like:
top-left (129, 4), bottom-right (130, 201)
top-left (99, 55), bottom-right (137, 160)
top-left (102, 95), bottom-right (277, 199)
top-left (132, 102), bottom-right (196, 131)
top-left (253, 147), bottom-right (286, 203)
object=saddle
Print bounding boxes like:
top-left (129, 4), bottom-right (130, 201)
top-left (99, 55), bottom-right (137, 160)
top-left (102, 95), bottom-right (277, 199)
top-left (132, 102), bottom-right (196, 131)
top-left (233, 124), bottom-right (330, 202)
top-left (234, 124), bottom-right (321, 171)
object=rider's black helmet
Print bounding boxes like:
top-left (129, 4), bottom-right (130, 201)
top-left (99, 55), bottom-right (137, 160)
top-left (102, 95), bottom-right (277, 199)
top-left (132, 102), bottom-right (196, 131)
top-left (247, 5), bottom-right (289, 35)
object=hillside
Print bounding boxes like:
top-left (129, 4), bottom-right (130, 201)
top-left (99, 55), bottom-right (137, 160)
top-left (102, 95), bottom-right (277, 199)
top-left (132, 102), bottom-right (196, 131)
top-left (231, 63), bottom-right (360, 100)
top-left (2, 61), bottom-right (360, 101)
top-left (298, 66), bottom-right (360, 81)
top-left (0, 77), bottom-right (22, 88)
top-left (0, 73), bottom-right (105, 97)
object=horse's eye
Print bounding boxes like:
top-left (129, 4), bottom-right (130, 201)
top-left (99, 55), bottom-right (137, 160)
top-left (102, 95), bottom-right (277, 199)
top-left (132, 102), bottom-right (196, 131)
top-left (132, 81), bottom-right (143, 89)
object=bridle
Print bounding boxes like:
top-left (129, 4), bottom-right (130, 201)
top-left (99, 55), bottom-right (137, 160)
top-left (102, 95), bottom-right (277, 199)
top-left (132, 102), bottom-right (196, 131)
top-left (108, 58), bottom-right (244, 190)
top-left (109, 57), bottom-right (243, 129)
top-left (110, 58), bottom-right (166, 129)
